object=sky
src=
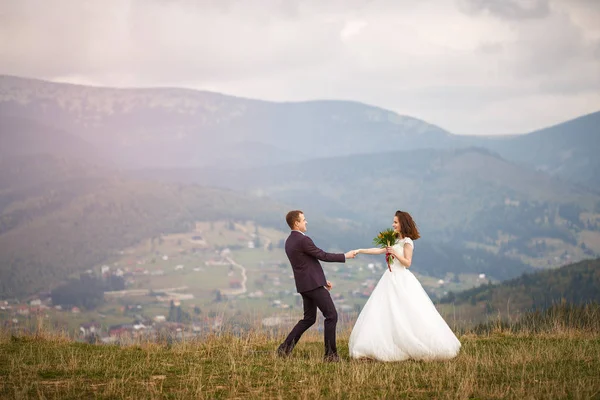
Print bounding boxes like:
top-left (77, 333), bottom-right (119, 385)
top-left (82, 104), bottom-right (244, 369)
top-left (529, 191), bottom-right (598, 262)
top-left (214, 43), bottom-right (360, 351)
top-left (1, 0), bottom-right (599, 135)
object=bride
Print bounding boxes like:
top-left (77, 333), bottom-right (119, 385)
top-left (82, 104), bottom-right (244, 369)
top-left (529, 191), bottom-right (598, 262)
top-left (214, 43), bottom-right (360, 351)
top-left (349, 210), bottom-right (461, 362)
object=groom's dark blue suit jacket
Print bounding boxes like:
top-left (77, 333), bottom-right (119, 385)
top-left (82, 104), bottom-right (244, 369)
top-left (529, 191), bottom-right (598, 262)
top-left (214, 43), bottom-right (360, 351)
top-left (285, 231), bottom-right (346, 293)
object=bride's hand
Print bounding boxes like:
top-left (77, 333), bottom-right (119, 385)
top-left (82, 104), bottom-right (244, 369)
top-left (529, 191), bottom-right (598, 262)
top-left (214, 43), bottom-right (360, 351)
top-left (385, 247), bottom-right (396, 258)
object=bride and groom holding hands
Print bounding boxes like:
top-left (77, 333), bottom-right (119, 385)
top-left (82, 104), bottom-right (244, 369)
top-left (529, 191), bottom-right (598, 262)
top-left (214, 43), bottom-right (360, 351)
top-left (277, 210), bottom-right (461, 362)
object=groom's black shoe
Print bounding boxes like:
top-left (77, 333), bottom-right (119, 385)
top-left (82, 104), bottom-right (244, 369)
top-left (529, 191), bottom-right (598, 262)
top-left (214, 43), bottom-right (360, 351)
top-left (277, 344), bottom-right (292, 358)
top-left (323, 354), bottom-right (341, 363)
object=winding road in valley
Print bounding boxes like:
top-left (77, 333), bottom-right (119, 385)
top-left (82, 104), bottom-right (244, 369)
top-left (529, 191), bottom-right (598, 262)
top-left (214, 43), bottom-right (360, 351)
top-left (220, 256), bottom-right (248, 296)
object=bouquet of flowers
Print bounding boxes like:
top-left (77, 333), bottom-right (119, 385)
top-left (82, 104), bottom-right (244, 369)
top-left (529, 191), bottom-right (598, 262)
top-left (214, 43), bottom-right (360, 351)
top-left (373, 228), bottom-right (397, 271)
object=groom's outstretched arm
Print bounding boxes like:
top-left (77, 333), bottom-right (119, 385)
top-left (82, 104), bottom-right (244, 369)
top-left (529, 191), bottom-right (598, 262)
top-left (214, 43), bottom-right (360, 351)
top-left (302, 237), bottom-right (347, 263)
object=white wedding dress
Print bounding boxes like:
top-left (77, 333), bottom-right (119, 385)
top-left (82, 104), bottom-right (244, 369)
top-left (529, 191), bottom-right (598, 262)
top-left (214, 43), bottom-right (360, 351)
top-left (349, 237), bottom-right (461, 361)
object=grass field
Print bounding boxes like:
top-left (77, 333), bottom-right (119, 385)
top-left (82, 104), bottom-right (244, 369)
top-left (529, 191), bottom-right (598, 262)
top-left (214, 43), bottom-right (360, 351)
top-left (1, 320), bottom-right (599, 399)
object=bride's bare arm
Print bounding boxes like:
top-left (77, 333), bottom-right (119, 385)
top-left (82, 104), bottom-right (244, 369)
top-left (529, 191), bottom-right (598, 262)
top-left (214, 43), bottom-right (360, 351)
top-left (357, 247), bottom-right (386, 255)
top-left (387, 244), bottom-right (413, 268)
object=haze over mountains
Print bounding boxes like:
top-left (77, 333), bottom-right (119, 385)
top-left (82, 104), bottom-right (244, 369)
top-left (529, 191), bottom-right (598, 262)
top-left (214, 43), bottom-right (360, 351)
top-left (0, 75), bottom-right (457, 168)
top-left (1, 75), bottom-right (599, 188)
top-left (0, 75), bottom-right (599, 297)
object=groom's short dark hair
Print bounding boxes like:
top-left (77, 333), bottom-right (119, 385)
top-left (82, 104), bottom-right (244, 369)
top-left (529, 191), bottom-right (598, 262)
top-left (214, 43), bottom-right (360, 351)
top-left (286, 210), bottom-right (303, 229)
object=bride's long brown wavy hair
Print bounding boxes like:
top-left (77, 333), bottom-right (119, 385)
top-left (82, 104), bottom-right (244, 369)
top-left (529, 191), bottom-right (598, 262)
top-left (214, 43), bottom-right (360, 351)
top-left (395, 210), bottom-right (421, 240)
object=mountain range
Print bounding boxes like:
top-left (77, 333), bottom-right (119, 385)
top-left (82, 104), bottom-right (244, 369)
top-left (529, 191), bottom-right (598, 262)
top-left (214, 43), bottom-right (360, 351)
top-left (1, 75), bottom-right (598, 188)
top-left (0, 75), bottom-right (599, 297)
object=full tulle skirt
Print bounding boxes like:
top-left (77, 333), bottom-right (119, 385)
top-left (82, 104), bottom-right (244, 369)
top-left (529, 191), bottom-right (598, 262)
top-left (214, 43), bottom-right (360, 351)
top-left (349, 263), bottom-right (461, 362)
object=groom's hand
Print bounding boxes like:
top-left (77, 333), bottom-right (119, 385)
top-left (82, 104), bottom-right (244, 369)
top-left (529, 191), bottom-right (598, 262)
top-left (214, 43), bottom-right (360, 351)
top-left (345, 250), bottom-right (356, 259)
top-left (325, 281), bottom-right (333, 290)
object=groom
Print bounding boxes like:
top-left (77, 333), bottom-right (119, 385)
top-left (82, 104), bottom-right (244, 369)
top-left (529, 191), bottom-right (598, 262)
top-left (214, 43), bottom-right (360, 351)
top-left (277, 210), bottom-right (356, 362)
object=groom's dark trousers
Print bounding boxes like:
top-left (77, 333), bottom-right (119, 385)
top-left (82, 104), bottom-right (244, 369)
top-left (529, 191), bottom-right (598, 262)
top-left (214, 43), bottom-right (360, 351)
top-left (278, 231), bottom-right (345, 357)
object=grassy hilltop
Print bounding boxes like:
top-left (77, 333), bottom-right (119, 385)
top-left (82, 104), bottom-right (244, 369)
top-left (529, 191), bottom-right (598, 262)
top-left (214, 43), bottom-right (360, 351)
top-left (1, 304), bottom-right (599, 399)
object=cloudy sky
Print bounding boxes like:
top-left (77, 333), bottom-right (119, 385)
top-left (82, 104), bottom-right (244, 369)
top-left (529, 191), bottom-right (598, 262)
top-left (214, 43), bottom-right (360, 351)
top-left (1, 0), bottom-right (599, 134)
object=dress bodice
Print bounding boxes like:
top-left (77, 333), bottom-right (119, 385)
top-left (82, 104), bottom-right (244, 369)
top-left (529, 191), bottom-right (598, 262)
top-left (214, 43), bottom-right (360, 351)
top-left (391, 237), bottom-right (414, 269)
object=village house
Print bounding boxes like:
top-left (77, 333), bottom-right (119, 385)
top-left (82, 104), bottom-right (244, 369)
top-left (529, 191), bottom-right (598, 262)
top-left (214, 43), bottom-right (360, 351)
top-left (79, 322), bottom-right (101, 337)
top-left (16, 305), bottom-right (30, 316)
top-left (205, 259), bottom-right (229, 266)
top-left (109, 324), bottom-right (133, 338)
top-left (133, 323), bottom-right (147, 332)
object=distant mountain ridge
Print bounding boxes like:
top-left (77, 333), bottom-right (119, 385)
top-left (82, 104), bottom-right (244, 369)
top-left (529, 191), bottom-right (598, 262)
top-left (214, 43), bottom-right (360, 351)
top-left (0, 75), bottom-right (454, 169)
top-left (132, 146), bottom-right (598, 228)
top-left (0, 116), bottom-right (104, 164)
top-left (1, 75), bottom-right (598, 188)
top-left (468, 112), bottom-right (600, 190)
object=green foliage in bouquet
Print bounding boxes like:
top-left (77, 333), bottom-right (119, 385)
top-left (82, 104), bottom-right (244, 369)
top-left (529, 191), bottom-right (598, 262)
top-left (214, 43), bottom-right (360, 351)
top-left (373, 228), bottom-right (397, 247)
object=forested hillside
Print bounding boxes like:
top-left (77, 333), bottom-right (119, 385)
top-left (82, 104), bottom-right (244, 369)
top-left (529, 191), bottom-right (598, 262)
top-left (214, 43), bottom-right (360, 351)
top-left (439, 258), bottom-right (600, 321)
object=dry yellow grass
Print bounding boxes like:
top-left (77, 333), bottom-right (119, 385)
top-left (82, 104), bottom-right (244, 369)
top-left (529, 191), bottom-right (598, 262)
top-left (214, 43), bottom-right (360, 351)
top-left (1, 321), bottom-right (599, 399)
